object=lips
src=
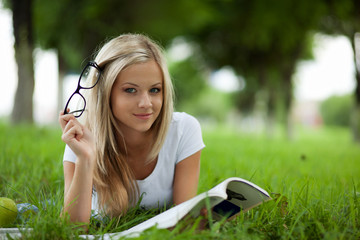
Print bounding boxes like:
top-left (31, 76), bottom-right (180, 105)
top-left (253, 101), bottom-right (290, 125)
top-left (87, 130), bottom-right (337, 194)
top-left (133, 113), bottom-right (153, 120)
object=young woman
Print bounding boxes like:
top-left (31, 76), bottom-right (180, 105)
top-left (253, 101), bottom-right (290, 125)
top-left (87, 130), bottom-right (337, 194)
top-left (59, 33), bottom-right (205, 224)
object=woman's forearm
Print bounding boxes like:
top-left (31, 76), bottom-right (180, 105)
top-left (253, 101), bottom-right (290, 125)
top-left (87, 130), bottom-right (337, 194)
top-left (62, 158), bottom-right (94, 224)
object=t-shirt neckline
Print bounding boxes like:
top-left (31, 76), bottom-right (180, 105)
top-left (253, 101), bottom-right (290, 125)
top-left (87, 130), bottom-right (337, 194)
top-left (136, 148), bottom-right (163, 184)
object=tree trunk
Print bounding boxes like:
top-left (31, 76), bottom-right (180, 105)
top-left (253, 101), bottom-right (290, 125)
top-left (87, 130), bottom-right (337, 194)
top-left (281, 44), bottom-right (303, 141)
top-left (254, 66), bottom-right (273, 136)
top-left (283, 70), bottom-right (294, 141)
top-left (266, 86), bottom-right (277, 138)
top-left (351, 33), bottom-right (360, 143)
top-left (10, 0), bottom-right (35, 124)
top-left (57, 53), bottom-right (67, 114)
top-left (281, 59), bottom-right (298, 141)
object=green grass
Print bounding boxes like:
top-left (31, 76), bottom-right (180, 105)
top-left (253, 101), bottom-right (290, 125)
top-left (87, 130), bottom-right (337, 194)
top-left (1, 122), bottom-right (359, 239)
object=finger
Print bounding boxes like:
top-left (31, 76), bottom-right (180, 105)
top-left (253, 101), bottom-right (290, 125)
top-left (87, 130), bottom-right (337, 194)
top-left (75, 125), bottom-right (84, 141)
top-left (61, 122), bottom-right (84, 143)
top-left (63, 119), bottom-right (83, 137)
top-left (59, 113), bottom-right (76, 131)
top-left (59, 108), bottom-right (71, 118)
top-left (60, 108), bottom-right (71, 115)
top-left (63, 119), bottom-right (76, 133)
top-left (59, 113), bottom-right (69, 130)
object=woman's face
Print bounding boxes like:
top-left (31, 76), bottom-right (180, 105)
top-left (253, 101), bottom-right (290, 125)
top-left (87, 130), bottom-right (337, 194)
top-left (110, 60), bottom-right (163, 135)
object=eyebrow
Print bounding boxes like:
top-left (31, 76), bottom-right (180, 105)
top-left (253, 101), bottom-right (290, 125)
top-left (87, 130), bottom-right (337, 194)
top-left (122, 82), bottom-right (162, 87)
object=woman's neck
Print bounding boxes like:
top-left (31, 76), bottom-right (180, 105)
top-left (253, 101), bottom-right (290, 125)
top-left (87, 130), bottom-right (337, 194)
top-left (117, 129), bottom-right (154, 159)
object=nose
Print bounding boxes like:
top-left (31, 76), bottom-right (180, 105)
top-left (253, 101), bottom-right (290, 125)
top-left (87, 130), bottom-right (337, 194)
top-left (138, 92), bottom-right (152, 108)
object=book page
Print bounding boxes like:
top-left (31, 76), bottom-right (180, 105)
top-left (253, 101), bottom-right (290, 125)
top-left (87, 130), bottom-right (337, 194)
top-left (211, 179), bottom-right (271, 221)
top-left (80, 177), bottom-right (271, 239)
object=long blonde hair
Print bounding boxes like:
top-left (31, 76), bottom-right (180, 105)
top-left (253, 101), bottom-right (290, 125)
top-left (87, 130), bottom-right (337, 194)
top-left (84, 33), bottom-right (174, 217)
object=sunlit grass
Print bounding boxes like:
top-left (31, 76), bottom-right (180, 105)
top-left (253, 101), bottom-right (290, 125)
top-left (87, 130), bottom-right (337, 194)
top-left (1, 122), bottom-right (359, 239)
top-left (200, 125), bottom-right (360, 239)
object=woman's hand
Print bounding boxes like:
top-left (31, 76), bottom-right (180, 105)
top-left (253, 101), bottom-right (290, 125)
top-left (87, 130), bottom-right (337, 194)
top-left (59, 111), bottom-right (96, 226)
top-left (59, 111), bottom-right (96, 163)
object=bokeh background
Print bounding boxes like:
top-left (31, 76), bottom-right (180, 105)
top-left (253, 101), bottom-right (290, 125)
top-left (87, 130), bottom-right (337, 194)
top-left (1, 2), bottom-right (360, 237)
top-left (0, 0), bottom-right (359, 142)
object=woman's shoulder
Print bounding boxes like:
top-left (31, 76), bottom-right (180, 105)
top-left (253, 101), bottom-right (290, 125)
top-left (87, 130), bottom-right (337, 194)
top-left (170, 112), bottom-right (202, 133)
top-left (172, 112), bottom-right (200, 125)
top-left (164, 112), bottom-right (204, 163)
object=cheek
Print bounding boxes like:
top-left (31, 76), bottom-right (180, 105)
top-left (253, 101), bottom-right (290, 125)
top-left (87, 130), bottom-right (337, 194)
top-left (110, 93), bottom-right (128, 115)
top-left (112, 98), bottom-right (128, 112)
top-left (154, 95), bottom-right (163, 110)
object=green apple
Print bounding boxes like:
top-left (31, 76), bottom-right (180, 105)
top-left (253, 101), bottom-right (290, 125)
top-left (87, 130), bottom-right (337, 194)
top-left (0, 197), bottom-right (18, 227)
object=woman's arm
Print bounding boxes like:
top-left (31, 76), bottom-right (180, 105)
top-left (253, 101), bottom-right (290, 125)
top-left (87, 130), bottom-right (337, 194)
top-left (59, 112), bottom-right (96, 225)
top-left (172, 150), bottom-right (202, 205)
top-left (63, 160), bottom-right (94, 224)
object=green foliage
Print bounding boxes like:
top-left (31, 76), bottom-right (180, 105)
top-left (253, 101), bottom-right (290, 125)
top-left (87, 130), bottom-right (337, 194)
top-left (0, 0), bottom-right (10, 8)
top-left (177, 87), bottom-right (234, 123)
top-left (33, 0), bottom-right (213, 70)
top-left (1, 121), bottom-right (360, 238)
top-left (7, 0), bottom-right (359, 129)
top-left (184, 0), bottom-right (330, 125)
top-left (169, 58), bottom-right (206, 110)
top-left (320, 94), bottom-right (354, 127)
top-left (319, 0), bottom-right (360, 37)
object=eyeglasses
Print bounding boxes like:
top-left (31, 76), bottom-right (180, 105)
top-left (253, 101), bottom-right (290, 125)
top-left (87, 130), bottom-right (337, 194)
top-left (63, 61), bottom-right (102, 118)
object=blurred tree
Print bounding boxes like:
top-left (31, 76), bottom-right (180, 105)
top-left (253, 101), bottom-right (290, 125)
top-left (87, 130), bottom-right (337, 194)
top-left (3, 0), bottom-right (35, 123)
top-left (180, 87), bottom-right (233, 123)
top-left (187, 0), bottom-right (326, 138)
top-left (169, 55), bottom-right (207, 110)
top-left (33, 0), bottom-right (213, 112)
top-left (320, 94), bottom-right (353, 127)
top-left (8, 0), bottom-right (356, 131)
top-left (319, 0), bottom-right (360, 142)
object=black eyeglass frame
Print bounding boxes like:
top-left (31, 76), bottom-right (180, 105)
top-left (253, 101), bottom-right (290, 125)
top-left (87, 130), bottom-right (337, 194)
top-left (63, 61), bottom-right (102, 118)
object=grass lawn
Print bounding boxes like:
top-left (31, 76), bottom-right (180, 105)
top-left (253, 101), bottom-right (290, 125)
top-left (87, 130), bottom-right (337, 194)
top-left (0, 122), bottom-right (359, 239)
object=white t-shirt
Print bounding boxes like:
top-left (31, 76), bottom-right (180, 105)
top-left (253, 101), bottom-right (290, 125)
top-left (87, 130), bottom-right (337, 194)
top-left (63, 112), bottom-right (205, 212)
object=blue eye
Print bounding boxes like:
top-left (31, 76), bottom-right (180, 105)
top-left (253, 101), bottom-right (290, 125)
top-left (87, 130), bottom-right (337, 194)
top-left (125, 88), bottom-right (136, 93)
top-left (150, 88), bottom-right (161, 93)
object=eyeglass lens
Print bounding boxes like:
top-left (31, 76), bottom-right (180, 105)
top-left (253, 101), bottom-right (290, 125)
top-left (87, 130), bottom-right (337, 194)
top-left (67, 93), bottom-right (86, 118)
top-left (79, 65), bottom-right (101, 89)
top-left (63, 62), bottom-right (101, 117)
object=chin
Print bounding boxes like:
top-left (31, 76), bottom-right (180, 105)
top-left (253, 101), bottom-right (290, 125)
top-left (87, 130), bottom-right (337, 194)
top-left (134, 123), bottom-right (154, 133)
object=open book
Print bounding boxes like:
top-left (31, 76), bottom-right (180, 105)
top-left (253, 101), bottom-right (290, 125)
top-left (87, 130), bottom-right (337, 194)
top-left (82, 177), bottom-right (271, 239)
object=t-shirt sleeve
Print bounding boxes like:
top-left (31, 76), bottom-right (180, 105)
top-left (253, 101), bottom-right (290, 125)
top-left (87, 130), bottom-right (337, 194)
top-left (63, 145), bottom-right (76, 163)
top-left (176, 113), bottom-right (205, 164)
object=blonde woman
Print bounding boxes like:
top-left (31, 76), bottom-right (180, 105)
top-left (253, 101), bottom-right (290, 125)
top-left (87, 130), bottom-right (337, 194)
top-left (59, 33), bottom-right (205, 224)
